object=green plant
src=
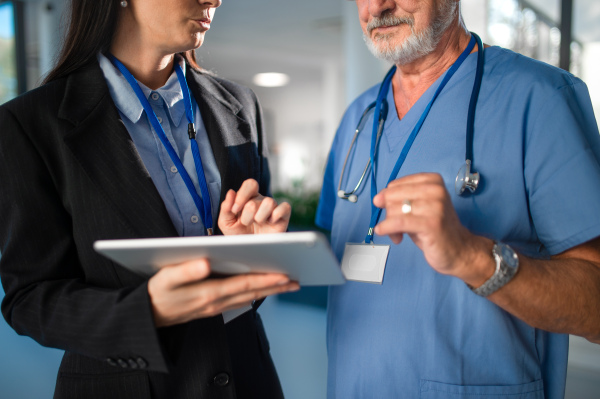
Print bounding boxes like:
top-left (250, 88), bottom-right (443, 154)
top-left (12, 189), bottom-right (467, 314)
top-left (273, 181), bottom-right (321, 230)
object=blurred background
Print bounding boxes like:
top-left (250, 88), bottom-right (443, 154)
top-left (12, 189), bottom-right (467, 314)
top-left (1, 0), bottom-right (599, 397)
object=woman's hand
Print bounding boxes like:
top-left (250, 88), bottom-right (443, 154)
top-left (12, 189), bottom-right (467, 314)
top-left (218, 179), bottom-right (291, 235)
top-left (148, 258), bottom-right (299, 327)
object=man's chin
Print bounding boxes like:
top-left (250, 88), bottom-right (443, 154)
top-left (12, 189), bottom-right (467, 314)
top-left (365, 37), bottom-right (399, 61)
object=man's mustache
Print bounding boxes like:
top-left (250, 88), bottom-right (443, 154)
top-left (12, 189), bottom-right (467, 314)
top-left (367, 12), bottom-right (414, 34)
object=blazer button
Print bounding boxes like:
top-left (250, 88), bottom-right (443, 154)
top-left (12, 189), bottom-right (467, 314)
top-left (117, 358), bottom-right (129, 368)
top-left (213, 372), bottom-right (230, 387)
top-left (136, 357), bottom-right (148, 369)
top-left (128, 358), bottom-right (139, 369)
top-left (106, 358), bottom-right (117, 367)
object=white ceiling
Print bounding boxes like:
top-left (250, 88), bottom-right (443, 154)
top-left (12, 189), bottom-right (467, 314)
top-left (197, 0), bottom-right (345, 89)
top-left (203, 0), bottom-right (344, 57)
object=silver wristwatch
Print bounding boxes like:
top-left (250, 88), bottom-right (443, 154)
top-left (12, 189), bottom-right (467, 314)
top-left (471, 242), bottom-right (519, 297)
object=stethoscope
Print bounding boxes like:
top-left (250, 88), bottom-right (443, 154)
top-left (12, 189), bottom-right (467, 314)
top-left (337, 32), bottom-right (485, 202)
top-left (337, 100), bottom-right (388, 203)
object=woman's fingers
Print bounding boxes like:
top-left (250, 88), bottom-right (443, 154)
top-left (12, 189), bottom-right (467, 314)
top-left (217, 190), bottom-right (242, 234)
top-left (147, 259), bottom-right (212, 327)
top-left (152, 259), bottom-right (211, 290)
top-left (217, 178), bottom-right (291, 234)
top-left (209, 272), bottom-right (291, 298)
top-left (269, 201), bottom-right (291, 224)
top-left (207, 280), bottom-right (299, 316)
top-left (231, 179), bottom-right (260, 214)
top-left (149, 266), bottom-right (300, 327)
top-left (240, 199), bottom-right (261, 226)
top-left (238, 196), bottom-right (289, 228)
top-left (181, 273), bottom-right (298, 317)
top-left (220, 189), bottom-right (236, 217)
top-left (253, 197), bottom-right (278, 223)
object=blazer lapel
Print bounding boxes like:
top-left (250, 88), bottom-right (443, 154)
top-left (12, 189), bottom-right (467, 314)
top-left (186, 69), bottom-right (256, 206)
top-left (60, 63), bottom-right (177, 238)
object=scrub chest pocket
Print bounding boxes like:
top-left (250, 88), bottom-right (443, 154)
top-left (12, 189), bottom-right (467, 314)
top-left (420, 379), bottom-right (544, 399)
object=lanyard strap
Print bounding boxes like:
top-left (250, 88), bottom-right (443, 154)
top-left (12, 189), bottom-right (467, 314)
top-left (108, 55), bottom-right (214, 234)
top-left (365, 34), bottom-right (477, 243)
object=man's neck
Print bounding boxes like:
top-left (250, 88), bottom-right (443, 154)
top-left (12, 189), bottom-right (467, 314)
top-left (392, 24), bottom-right (472, 120)
top-left (110, 21), bottom-right (175, 90)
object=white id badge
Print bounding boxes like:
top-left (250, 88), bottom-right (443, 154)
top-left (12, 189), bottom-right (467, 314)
top-left (341, 243), bottom-right (390, 284)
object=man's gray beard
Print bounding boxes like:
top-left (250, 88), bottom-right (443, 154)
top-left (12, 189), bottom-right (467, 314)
top-left (363, 1), bottom-right (458, 65)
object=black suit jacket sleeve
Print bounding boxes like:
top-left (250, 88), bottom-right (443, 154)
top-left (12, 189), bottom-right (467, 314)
top-left (0, 94), bottom-right (170, 373)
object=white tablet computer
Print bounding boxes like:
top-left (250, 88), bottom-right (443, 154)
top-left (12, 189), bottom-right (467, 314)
top-left (94, 231), bottom-right (345, 286)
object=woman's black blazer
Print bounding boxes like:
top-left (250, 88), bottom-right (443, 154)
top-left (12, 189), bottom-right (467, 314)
top-left (0, 61), bottom-right (284, 399)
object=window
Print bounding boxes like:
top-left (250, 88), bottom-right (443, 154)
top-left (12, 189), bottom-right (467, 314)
top-left (0, 0), bottom-right (25, 104)
top-left (487, 0), bottom-right (582, 74)
top-left (0, 1), bottom-right (17, 104)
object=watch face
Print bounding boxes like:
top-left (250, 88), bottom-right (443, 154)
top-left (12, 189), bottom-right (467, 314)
top-left (499, 244), bottom-right (519, 269)
top-left (473, 242), bottom-right (520, 297)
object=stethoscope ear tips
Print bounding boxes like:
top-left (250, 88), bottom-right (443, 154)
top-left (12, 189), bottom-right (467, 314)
top-left (338, 190), bottom-right (359, 203)
top-left (455, 160), bottom-right (480, 195)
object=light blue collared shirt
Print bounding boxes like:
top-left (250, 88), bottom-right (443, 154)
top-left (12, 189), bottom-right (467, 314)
top-left (97, 53), bottom-right (221, 236)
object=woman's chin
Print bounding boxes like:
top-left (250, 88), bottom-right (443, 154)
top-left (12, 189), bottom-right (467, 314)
top-left (167, 35), bottom-right (204, 54)
top-left (190, 33), bottom-right (205, 49)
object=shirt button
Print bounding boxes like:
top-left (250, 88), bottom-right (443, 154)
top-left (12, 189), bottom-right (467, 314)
top-left (151, 92), bottom-right (159, 100)
top-left (157, 117), bottom-right (163, 124)
top-left (213, 372), bottom-right (230, 387)
top-left (191, 215), bottom-right (199, 224)
top-left (170, 166), bottom-right (178, 173)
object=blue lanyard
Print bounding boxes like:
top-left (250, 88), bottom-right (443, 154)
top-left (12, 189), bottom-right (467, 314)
top-left (365, 34), bottom-right (477, 243)
top-left (108, 55), bottom-right (214, 235)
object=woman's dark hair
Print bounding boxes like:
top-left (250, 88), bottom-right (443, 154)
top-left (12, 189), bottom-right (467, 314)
top-left (43, 0), bottom-right (200, 84)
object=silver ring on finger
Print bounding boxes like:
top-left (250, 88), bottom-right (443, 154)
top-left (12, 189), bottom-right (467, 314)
top-left (401, 199), bottom-right (412, 214)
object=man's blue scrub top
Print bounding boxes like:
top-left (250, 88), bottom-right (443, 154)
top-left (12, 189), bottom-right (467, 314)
top-left (316, 47), bottom-right (600, 399)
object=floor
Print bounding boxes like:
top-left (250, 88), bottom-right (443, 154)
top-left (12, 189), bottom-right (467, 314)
top-left (261, 296), bottom-right (600, 399)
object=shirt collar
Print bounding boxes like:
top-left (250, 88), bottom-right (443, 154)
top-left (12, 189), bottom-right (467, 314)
top-left (97, 53), bottom-right (187, 127)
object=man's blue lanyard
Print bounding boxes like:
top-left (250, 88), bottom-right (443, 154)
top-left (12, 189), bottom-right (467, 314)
top-left (108, 55), bottom-right (214, 235)
top-left (365, 34), bottom-right (477, 243)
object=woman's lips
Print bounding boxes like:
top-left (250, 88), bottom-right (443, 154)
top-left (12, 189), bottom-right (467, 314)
top-left (194, 19), bottom-right (211, 30)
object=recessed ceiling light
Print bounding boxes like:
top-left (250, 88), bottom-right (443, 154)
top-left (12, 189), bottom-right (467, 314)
top-left (253, 72), bottom-right (290, 88)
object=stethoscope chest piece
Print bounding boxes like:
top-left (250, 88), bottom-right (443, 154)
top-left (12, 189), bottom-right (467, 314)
top-left (455, 159), bottom-right (480, 195)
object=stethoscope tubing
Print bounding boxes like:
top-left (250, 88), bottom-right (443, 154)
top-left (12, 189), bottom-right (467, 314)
top-left (337, 101), bottom-right (389, 201)
top-left (466, 32), bottom-right (484, 166)
top-left (338, 32), bottom-right (485, 202)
